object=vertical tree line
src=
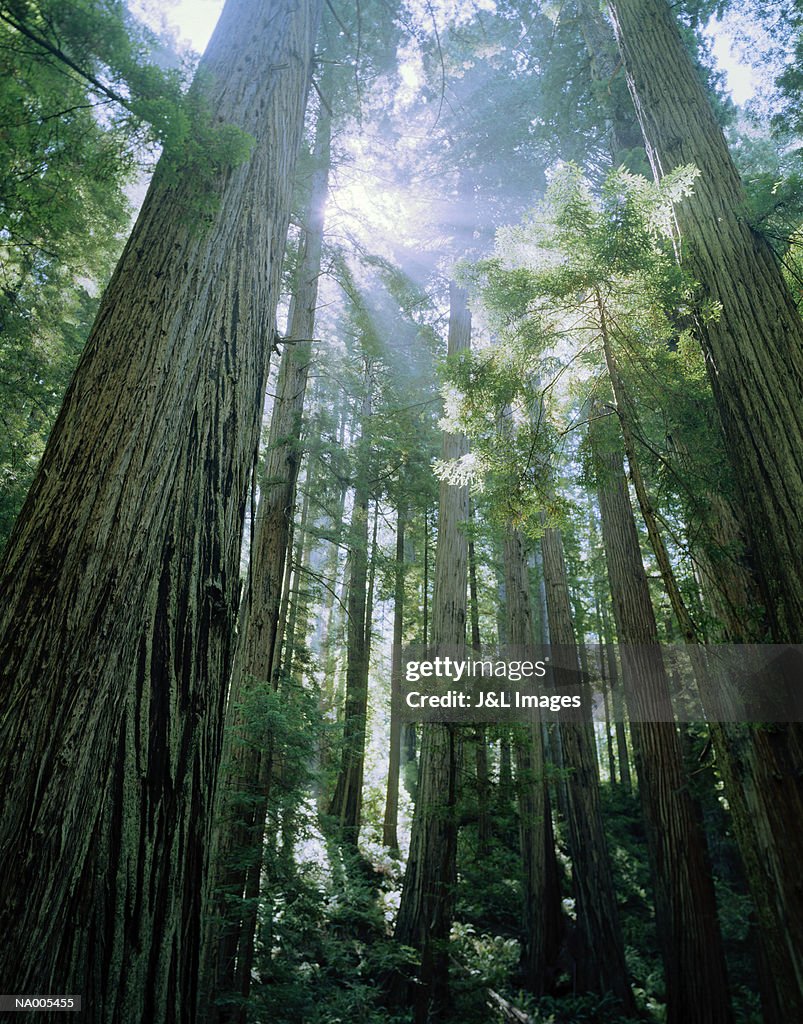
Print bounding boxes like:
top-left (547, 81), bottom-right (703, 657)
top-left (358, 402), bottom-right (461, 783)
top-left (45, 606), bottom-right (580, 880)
top-left (0, 0), bottom-right (322, 1018)
top-left (0, 0), bottom-right (801, 1022)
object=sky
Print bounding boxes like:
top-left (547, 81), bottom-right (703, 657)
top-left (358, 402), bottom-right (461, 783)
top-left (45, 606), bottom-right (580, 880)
top-left (707, 19), bottom-right (756, 105)
top-left (159, 0), bottom-right (222, 52)
top-left (127, 0), bottom-right (765, 291)
top-left (137, 0), bottom-right (759, 106)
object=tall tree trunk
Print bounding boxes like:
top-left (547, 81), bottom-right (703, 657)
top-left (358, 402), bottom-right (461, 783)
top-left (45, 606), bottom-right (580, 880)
top-left (493, 565), bottom-right (514, 805)
top-left (0, 3), bottom-right (321, 1020)
top-left (600, 594), bottom-right (631, 793)
top-left (383, 505), bottom-right (406, 853)
top-left (603, 332), bottom-right (803, 1018)
top-left (365, 498), bottom-right (380, 653)
top-left (394, 282), bottom-right (470, 1021)
top-left (596, 594), bottom-right (618, 784)
top-left (607, 0), bottom-right (803, 639)
top-left (467, 505), bottom-right (482, 654)
top-left (282, 469), bottom-right (312, 678)
top-left (328, 379), bottom-right (373, 843)
top-left (207, 97), bottom-right (330, 1019)
top-left (316, 428), bottom-right (352, 810)
top-left (320, 434), bottom-right (351, 711)
top-left (398, 505), bottom-right (431, 785)
top-left (503, 527), bottom-right (564, 994)
top-left (540, 525), bottom-right (635, 1010)
top-left (594, 426), bottom-right (733, 1024)
top-left (600, 649), bottom-right (617, 783)
top-left (467, 504), bottom-right (491, 857)
top-left (575, 0), bottom-right (644, 163)
top-left (422, 504), bottom-right (430, 646)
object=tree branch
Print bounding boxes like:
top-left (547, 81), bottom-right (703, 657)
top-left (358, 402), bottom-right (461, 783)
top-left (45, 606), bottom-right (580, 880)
top-left (0, 8), bottom-right (136, 116)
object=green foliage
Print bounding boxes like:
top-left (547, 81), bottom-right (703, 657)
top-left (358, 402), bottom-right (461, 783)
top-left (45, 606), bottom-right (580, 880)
top-left (0, 1), bottom-right (264, 547)
top-left (456, 822), bottom-right (522, 932)
top-left (726, 120), bottom-right (803, 263)
top-left (451, 922), bottom-right (520, 990)
top-left (449, 922), bottom-right (527, 1022)
top-left (518, 990), bottom-right (643, 1024)
top-left (245, 859), bottom-right (415, 1024)
top-left (443, 163), bottom-right (702, 537)
top-left (0, 4), bottom-right (139, 546)
top-left (0, 1), bottom-right (193, 182)
top-left (0, 0), bottom-right (257, 179)
top-left (153, 79), bottom-right (255, 220)
top-left (0, 283), bottom-right (100, 544)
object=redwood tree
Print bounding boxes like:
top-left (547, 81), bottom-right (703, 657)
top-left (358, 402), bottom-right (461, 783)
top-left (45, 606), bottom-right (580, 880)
top-left (383, 503), bottom-right (406, 853)
top-left (394, 282), bottom-right (471, 1021)
top-left (207, 94), bottom-right (331, 1020)
top-left (0, 1), bottom-right (322, 1019)
top-left (594, 426), bottom-right (734, 1024)
top-left (540, 524), bottom-right (634, 1010)
top-left (503, 526), bottom-right (564, 994)
top-left (327, 376), bottom-right (374, 841)
top-left (607, 0), bottom-right (803, 640)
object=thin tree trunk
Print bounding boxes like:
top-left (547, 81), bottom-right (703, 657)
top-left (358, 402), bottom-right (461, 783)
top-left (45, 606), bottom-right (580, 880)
top-left (600, 654), bottom-right (616, 783)
top-left (468, 504), bottom-right (491, 857)
top-left (365, 498), bottom-right (380, 654)
top-left (540, 525), bottom-right (635, 1010)
top-left (499, 734), bottom-right (513, 795)
top-left (422, 504), bottom-right (429, 646)
top-left (468, 506), bottom-right (482, 653)
top-left (531, 544), bottom-right (567, 819)
top-left (320, 470), bottom-right (350, 710)
top-left (282, 470), bottom-right (312, 678)
top-left (474, 729), bottom-right (491, 857)
top-left (607, 0), bottom-right (803, 639)
top-left (503, 526), bottom-right (564, 994)
top-left (399, 511), bottom-right (424, 788)
top-left (596, 594), bottom-right (618, 784)
top-left (383, 505), bottom-right (406, 853)
top-left (0, 3), bottom-right (321, 1020)
top-left (328, 379), bottom-right (373, 843)
top-left (495, 562), bottom-right (514, 804)
top-left (589, 496), bottom-right (631, 793)
top-left (594, 424), bottom-right (733, 1024)
top-left (600, 596), bottom-right (631, 793)
top-left (394, 282), bottom-right (470, 1021)
top-left (317, 451), bottom-right (351, 810)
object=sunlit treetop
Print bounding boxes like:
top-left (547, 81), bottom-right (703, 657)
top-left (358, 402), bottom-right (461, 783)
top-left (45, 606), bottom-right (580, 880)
top-left (432, 162), bottom-right (705, 532)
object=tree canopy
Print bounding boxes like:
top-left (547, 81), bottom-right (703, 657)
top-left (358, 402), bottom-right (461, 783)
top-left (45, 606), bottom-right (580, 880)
top-left (1, 1), bottom-right (802, 1022)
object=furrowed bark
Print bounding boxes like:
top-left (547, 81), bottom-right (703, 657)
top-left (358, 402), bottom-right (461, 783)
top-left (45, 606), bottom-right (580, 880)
top-left (206, 97), bottom-right (330, 1020)
top-left (394, 282), bottom-right (470, 1021)
top-left (383, 505), bottom-right (406, 853)
top-left (540, 525), bottom-right (635, 1011)
top-left (503, 527), bottom-right (563, 994)
top-left (607, 0), bottom-right (803, 640)
top-left (604, 336), bottom-right (803, 1018)
top-left (327, 380), bottom-right (373, 842)
top-left (0, 2), bottom-right (321, 1020)
top-left (594, 426), bottom-right (733, 1024)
